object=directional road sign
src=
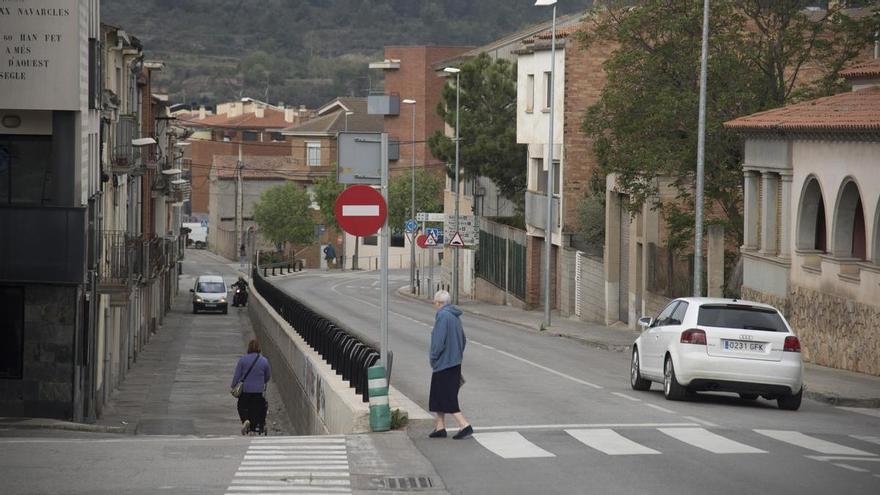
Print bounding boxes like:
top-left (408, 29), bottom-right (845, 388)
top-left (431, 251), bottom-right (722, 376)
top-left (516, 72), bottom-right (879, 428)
top-left (334, 185), bottom-right (387, 237)
top-left (444, 215), bottom-right (478, 246)
top-left (405, 219), bottom-right (418, 233)
top-left (416, 212), bottom-right (445, 222)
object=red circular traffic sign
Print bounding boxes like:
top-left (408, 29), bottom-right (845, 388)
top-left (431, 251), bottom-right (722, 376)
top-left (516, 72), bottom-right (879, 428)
top-left (334, 185), bottom-right (387, 237)
top-left (416, 234), bottom-right (428, 249)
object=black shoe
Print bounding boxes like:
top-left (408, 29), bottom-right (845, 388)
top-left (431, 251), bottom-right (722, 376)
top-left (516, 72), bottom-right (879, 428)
top-left (429, 429), bottom-right (447, 438)
top-left (453, 425), bottom-right (473, 440)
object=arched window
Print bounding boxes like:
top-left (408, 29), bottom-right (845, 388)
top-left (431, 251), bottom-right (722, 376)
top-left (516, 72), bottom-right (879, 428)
top-left (796, 177), bottom-right (826, 252)
top-left (874, 205), bottom-right (880, 265)
top-left (832, 179), bottom-right (867, 260)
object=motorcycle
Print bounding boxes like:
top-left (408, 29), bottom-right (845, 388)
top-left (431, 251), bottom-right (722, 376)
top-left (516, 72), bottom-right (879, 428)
top-left (232, 286), bottom-right (248, 307)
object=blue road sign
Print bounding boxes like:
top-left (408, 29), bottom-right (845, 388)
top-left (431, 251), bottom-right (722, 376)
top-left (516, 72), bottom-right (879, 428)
top-left (405, 219), bottom-right (418, 233)
top-left (424, 227), bottom-right (443, 244)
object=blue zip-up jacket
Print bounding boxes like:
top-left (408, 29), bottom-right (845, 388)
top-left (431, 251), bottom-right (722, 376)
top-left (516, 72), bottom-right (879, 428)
top-left (231, 353), bottom-right (271, 394)
top-left (430, 304), bottom-right (466, 372)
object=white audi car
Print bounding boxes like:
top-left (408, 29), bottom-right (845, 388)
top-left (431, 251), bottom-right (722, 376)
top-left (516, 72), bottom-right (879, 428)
top-left (630, 298), bottom-right (803, 410)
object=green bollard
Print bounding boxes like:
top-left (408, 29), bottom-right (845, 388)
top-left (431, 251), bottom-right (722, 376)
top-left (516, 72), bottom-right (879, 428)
top-left (368, 365), bottom-right (390, 432)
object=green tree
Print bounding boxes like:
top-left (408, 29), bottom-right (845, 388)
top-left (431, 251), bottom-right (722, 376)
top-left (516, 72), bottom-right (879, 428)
top-left (581, 1), bottom-right (877, 246)
top-left (252, 182), bottom-right (316, 248)
top-left (428, 53), bottom-right (527, 208)
top-left (388, 173), bottom-right (443, 234)
top-left (312, 165), bottom-right (345, 230)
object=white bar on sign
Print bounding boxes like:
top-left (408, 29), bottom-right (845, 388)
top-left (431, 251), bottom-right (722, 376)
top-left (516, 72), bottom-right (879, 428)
top-left (342, 205), bottom-right (379, 216)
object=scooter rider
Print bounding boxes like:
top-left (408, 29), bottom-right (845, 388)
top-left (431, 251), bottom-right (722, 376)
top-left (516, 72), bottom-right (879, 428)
top-left (232, 277), bottom-right (249, 307)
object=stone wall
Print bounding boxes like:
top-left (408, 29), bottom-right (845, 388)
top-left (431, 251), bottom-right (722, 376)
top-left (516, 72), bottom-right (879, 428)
top-left (475, 278), bottom-right (528, 309)
top-left (0, 285), bottom-right (77, 419)
top-left (742, 285), bottom-right (880, 376)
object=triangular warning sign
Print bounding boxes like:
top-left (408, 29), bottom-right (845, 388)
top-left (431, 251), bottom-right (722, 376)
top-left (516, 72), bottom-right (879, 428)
top-left (425, 233), bottom-right (437, 246)
top-left (449, 231), bottom-right (465, 247)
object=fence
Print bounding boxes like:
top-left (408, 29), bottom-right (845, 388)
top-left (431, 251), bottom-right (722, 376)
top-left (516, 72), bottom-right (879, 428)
top-left (252, 269), bottom-right (388, 402)
top-left (476, 218), bottom-right (527, 301)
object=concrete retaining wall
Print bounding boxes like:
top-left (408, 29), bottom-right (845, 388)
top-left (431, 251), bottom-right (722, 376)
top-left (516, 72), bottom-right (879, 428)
top-left (248, 287), bottom-right (370, 434)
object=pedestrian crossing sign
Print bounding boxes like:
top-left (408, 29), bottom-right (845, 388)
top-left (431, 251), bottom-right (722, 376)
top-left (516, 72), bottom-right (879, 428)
top-left (448, 231), bottom-right (465, 247)
top-left (425, 233), bottom-right (437, 247)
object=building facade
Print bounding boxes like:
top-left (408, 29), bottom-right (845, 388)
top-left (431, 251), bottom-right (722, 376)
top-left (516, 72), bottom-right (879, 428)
top-left (725, 60), bottom-right (880, 375)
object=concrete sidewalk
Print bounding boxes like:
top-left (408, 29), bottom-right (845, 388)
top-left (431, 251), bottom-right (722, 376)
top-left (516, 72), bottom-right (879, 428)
top-left (398, 287), bottom-right (880, 408)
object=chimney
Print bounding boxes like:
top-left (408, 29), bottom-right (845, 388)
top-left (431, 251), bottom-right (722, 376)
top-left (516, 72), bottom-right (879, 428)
top-left (284, 107), bottom-right (295, 123)
top-left (255, 105), bottom-right (265, 119)
top-left (198, 105), bottom-right (206, 120)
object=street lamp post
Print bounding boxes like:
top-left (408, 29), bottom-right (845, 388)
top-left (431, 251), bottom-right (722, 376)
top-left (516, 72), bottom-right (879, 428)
top-left (536, 0), bottom-right (556, 327)
top-left (402, 99), bottom-right (417, 294)
top-left (443, 66), bottom-right (461, 304)
top-left (694, 0), bottom-right (710, 297)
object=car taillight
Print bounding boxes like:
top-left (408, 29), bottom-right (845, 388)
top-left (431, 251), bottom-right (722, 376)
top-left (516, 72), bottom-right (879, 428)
top-left (680, 329), bottom-right (706, 345)
top-left (784, 336), bottom-right (801, 352)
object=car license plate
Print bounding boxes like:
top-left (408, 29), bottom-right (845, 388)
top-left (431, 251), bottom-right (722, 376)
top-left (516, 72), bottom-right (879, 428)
top-left (204, 303), bottom-right (216, 308)
top-left (723, 340), bottom-right (765, 352)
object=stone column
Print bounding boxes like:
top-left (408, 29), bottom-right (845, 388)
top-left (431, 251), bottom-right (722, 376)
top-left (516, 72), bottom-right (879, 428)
top-left (779, 173), bottom-right (793, 258)
top-left (743, 170), bottom-right (759, 251)
top-left (760, 171), bottom-right (778, 256)
top-left (707, 224), bottom-right (725, 298)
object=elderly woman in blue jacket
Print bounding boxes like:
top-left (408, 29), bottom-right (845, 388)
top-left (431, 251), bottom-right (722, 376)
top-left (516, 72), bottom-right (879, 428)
top-left (428, 290), bottom-right (473, 439)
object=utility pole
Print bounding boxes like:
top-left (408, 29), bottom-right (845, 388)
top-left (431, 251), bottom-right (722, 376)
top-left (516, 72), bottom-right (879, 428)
top-left (694, 0), bottom-right (710, 297)
top-left (538, 0), bottom-right (558, 328)
top-left (236, 143), bottom-right (244, 254)
top-left (443, 67), bottom-right (462, 304)
top-left (402, 99), bottom-right (417, 294)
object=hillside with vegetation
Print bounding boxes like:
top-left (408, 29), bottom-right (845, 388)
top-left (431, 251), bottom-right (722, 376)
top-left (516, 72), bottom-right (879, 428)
top-left (103, 0), bottom-right (593, 107)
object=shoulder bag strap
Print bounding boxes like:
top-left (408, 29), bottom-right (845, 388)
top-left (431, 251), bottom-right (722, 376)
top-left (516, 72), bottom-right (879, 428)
top-left (240, 353), bottom-right (261, 383)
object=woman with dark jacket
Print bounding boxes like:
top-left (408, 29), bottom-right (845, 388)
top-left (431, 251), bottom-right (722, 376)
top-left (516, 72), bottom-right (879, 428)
top-left (231, 339), bottom-right (271, 435)
top-left (428, 290), bottom-right (472, 440)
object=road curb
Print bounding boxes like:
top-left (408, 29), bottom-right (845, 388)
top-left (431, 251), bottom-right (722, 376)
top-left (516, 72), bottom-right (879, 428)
top-left (0, 418), bottom-right (126, 434)
top-left (803, 389), bottom-right (880, 408)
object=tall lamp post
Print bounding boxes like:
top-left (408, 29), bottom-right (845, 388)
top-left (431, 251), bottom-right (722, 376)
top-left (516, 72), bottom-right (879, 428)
top-left (402, 99), bottom-right (417, 293)
top-left (536, 0), bottom-right (556, 327)
top-left (693, 0), bottom-right (710, 297)
top-left (443, 66), bottom-right (461, 304)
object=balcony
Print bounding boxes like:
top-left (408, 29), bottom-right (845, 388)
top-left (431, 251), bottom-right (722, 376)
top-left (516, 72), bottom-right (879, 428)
top-left (97, 231), bottom-right (135, 304)
top-left (0, 206), bottom-right (86, 284)
top-left (525, 190), bottom-right (559, 232)
top-left (109, 115), bottom-right (141, 174)
top-left (367, 93), bottom-right (400, 116)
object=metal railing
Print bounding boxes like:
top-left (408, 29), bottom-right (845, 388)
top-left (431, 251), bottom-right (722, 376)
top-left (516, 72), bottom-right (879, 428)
top-left (97, 230), bottom-right (131, 289)
top-left (252, 269), bottom-right (389, 402)
top-left (111, 115), bottom-right (140, 171)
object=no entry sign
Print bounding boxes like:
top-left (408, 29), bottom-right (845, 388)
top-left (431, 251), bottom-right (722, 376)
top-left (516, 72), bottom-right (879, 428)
top-left (334, 185), bottom-right (387, 237)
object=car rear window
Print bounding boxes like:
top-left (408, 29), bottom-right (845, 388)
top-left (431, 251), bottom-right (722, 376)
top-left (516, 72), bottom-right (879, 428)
top-left (697, 305), bottom-right (788, 332)
top-left (197, 282), bottom-right (226, 293)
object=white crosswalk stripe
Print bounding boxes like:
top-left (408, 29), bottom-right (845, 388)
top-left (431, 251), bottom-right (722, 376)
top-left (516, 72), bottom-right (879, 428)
top-left (851, 435), bottom-right (880, 447)
top-left (472, 432), bottom-right (556, 459)
top-left (566, 429), bottom-right (660, 455)
top-left (658, 428), bottom-right (767, 454)
top-left (754, 430), bottom-right (877, 456)
top-left (226, 436), bottom-right (352, 495)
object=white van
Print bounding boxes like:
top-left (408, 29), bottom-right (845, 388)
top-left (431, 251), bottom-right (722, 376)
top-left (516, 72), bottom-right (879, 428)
top-left (190, 275), bottom-right (228, 314)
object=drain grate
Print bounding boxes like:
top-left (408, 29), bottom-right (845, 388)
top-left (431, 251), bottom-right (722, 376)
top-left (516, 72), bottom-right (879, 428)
top-left (377, 476), bottom-right (435, 491)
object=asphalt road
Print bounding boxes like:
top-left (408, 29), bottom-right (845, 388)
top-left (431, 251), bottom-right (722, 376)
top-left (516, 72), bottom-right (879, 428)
top-left (272, 269), bottom-right (880, 495)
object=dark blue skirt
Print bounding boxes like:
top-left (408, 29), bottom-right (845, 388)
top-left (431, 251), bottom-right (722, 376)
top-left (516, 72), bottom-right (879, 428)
top-left (429, 365), bottom-right (461, 414)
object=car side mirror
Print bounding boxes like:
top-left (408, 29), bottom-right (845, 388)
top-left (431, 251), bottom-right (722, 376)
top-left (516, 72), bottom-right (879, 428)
top-left (638, 316), bottom-right (653, 328)
top-left (189, 289), bottom-right (194, 293)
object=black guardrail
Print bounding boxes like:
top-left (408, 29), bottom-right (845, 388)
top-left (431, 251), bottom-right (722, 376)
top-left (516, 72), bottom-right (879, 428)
top-left (252, 269), bottom-right (389, 402)
top-left (260, 260), bottom-right (304, 277)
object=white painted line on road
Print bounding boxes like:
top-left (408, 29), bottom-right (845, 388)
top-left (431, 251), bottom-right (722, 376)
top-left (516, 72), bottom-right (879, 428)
top-left (471, 341), bottom-right (497, 350)
top-left (683, 416), bottom-right (719, 428)
top-left (235, 472), bottom-right (350, 478)
top-left (245, 455), bottom-right (347, 461)
top-left (851, 435), bottom-right (880, 446)
top-left (227, 488), bottom-right (351, 494)
top-left (659, 428), bottom-right (767, 454)
top-left (832, 463), bottom-right (870, 473)
top-left (248, 444), bottom-right (347, 449)
top-left (837, 407), bottom-right (880, 419)
top-left (492, 348), bottom-right (603, 389)
top-left (0, 436), bottom-right (241, 444)
top-left (566, 428), bottom-right (661, 455)
top-left (252, 437), bottom-right (345, 444)
top-left (754, 430), bottom-right (877, 456)
top-left (644, 403), bottom-right (676, 414)
top-left (464, 422), bottom-right (699, 432)
top-left (611, 392), bottom-right (641, 402)
top-left (238, 465), bottom-right (349, 471)
top-left (806, 455), bottom-right (880, 462)
top-left (472, 432), bottom-right (556, 459)
top-left (242, 459), bottom-right (349, 465)
top-left (230, 479), bottom-right (351, 486)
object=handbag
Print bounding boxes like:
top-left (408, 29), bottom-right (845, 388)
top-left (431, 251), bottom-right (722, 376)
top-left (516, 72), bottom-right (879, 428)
top-left (231, 353), bottom-right (261, 398)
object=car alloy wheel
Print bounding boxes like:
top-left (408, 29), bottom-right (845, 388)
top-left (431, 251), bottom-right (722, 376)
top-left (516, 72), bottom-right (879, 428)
top-left (663, 357), bottom-right (686, 401)
top-left (630, 347), bottom-right (651, 391)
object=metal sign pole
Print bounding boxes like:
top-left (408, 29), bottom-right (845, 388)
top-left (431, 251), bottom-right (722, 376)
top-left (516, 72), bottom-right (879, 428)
top-left (379, 133), bottom-right (390, 381)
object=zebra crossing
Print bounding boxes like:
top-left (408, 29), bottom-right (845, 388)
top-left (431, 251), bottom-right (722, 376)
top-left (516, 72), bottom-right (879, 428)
top-left (226, 436), bottom-right (352, 495)
top-left (470, 427), bottom-right (879, 466)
